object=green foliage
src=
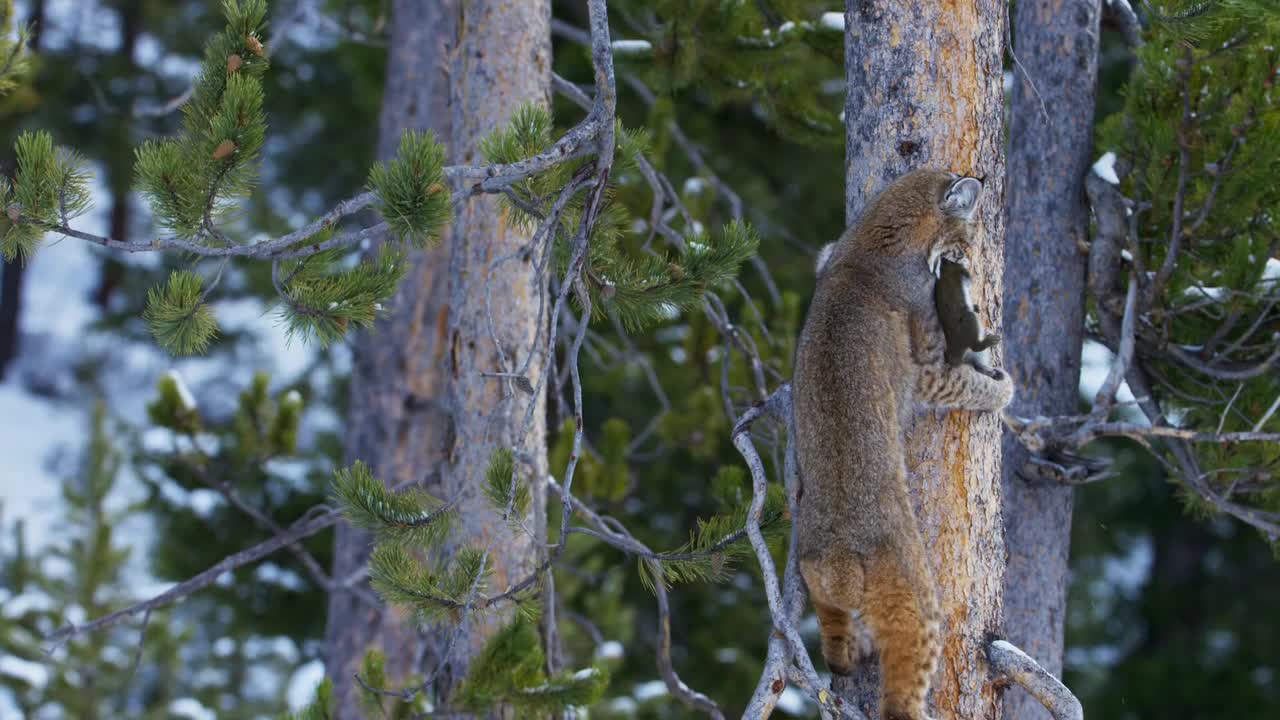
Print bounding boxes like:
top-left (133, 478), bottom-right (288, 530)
top-left (609, 0), bottom-right (845, 145)
top-left (0, 404), bottom-right (191, 717)
top-left (2, 130), bottom-right (92, 261)
top-left (1097, 0), bottom-right (1280, 524)
top-left (331, 461), bottom-right (454, 548)
top-left (368, 129), bottom-right (453, 246)
top-left (484, 447), bottom-right (532, 521)
top-left (137, 369), bottom-right (336, 698)
top-left (368, 543), bottom-right (489, 624)
top-left (591, 218), bottom-right (761, 331)
top-left (643, 468), bottom-right (789, 590)
top-left (1066, 438), bottom-right (1280, 717)
top-left (231, 371), bottom-right (306, 457)
top-left (135, 0), bottom-right (270, 239)
top-left (455, 617), bottom-right (609, 714)
top-left (0, 0), bottom-right (33, 98)
top-left (147, 370), bottom-right (202, 434)
top-left (346, 648), bottom-right (432, 719)
top-left (275, 247), bottom-right (407, 346)
top-left (482, 102), bottom-right (761, 332)
top-left (143, 270), bottom-right (220, 355)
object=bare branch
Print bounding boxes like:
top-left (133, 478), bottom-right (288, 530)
top-left (1103, 0), bottom-right (1144, 48)
top-left (1149, 52), bottom-right (1194, 303)
top-left (1166, 342), bottom-right (1280, 381)
top-left (1004, 410), bottom-right (1280, 449)
top-left (987, 640), bottom-right (1083, 720)
top-left (1252, 392), bottom-right (1280, 433)
top-left (46, 505), bottom-right (341, 647)
top-left (546, 478), bottom-right (726, 719)
top-left (734, 386), bottom-right (867, 720)
top-left (1092, 276), bottom-right (1138, 417)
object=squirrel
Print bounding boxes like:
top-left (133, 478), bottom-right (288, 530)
top-left (820, 245), bottom-right (1003, 379)
top-left (793, 170), bottom-right (1013, 720)
top-left (934, 258), bottom-right (1001, 375)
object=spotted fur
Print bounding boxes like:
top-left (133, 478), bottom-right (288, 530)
top-left (792, 170), bottom-right (1012, 720)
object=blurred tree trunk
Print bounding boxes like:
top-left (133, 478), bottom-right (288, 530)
top-left (1001, 2), bottom-right (1100, 719)
top-left (838, 2), bottom-right (1008, 718)
top-left (324, 1), bottom-right (550, 716)
top-left (0, 0), bottom-right (45, 380)
top-left (94, 0), bottom-right (141, 310)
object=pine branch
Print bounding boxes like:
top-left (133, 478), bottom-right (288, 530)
top-left (331, 461), bottom-right (456, 548)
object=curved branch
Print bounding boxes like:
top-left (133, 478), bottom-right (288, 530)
top-left (987, 640), bottom-right (1083, 720)
top-left (733, 385), bottom-right (866, 720)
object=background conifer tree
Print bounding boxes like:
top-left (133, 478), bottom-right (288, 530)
top-left (2, 1), bottom-right (1279, 719)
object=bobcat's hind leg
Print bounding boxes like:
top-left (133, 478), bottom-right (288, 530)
top-left (861, 547), bottom-right (941, 720)
top-left (801, 554), bottom-right (866, 676)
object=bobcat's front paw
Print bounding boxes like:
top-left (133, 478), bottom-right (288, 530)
top-left (991, 370), bottom-right (1014, 409)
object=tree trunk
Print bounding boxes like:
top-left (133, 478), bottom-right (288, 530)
top-left (431, 0), bottom-right (551, 692)
top-left (839, 2), bottom-right (1007, 718)
top-left (0, 0), bottom-right (45, 381)
top-left (324, 1), bottom-right (550, 716)
top-left (1001, 2), bottom-right (1099, 718)
top-left (324, 3), bottom-right (457, 714)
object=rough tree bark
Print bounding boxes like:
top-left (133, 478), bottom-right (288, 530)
top-left (839, 2), bottom-right (1008, 718)
top-left (324, 1), bottom-right (550, 716)
top-left (431, 0), bottom-right (551, 694)
top-left (324, 3), bottom-right (457, 714)
top-left (1001, 2), bottom-right (1100, 719)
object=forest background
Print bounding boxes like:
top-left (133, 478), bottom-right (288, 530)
top-left (0, 1), bottom-right (1278, 719)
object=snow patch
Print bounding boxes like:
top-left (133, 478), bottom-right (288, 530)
top-left (188, 489), bottom-right (223, 517)
top-left (286, 659), bottom-right (327, 711)
top-left (683, 177), bottom-right (707, 195)
top-left (1263, 257), bottom-right (1280, 283)
top-left (1092, 152), bottom-right (1120, 184)
top-left (610, 697), bottom-right (639, 714)
top-left (633, 679), bottom-right (668, 701)
top-left (573, 667), bottom-right (600, 680)
top-left (612, 39), bottom-right (653, 55)
top-left (1080, 340), bottom-right (1139, 412)
top-left (3, 592), bottom-right (54, 618)
top-left (595, 640), bottom-right (624, 661)
top-left (818, 12), bottom-right (844, 31)
top-left (169, 697), bottom-right (216, 720)
top-left (165, 369), bottom-right (197, 410)
top-left (0, 655), bottom-right (50, 689)
top-left (778, 686), bottom-right (807, 715)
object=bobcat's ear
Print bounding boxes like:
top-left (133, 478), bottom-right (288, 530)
top-left (942, 176), bottom-right (983, 219)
